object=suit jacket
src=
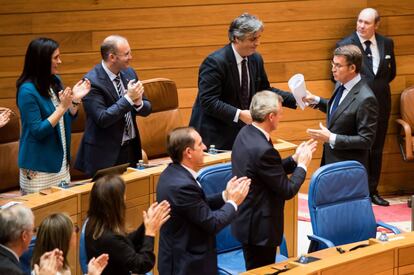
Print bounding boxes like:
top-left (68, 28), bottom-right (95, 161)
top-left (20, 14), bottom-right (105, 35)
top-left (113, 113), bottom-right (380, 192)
top-left (189, 43), bottom-right (297, 150)
top-left (231, 125), bottom-right (306, 246)
top-left (85, 224), bottom-right (155, 275)
top-left (316, 79), bottom-right (378, 169)
top-left (75, 63), bottom-right (151, 176)
top-left (157, 163), bottom-right (236, 275)
top-left (0, 245), bottom-right (23, 275)
top-left (17, 81), bottom-right (74, 172)
top-left (337, 32), bottom-right (396, 119)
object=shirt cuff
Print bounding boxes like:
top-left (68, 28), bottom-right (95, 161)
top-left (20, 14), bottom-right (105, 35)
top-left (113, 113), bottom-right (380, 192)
top-left (234, 109), bottom-right (241, 123)
top-left (329, 133), bottom-right (337, 148)
top-left (314, 96), bottom-right (321, 104)
top-left (124, 94), bottom-right (135, 106)
top-left (226, 200), bottom-right (238, 211)
top-left (297, 163), bottom-right (307, 172)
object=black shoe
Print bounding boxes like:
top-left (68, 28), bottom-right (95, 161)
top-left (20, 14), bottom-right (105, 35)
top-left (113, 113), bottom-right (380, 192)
top-left (371, 194), bottom-right (390, 206)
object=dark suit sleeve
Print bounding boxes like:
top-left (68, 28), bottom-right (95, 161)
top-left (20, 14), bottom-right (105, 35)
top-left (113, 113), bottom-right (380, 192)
top-left (258, 148), bottom-right (306, 200)
top-left (82, 84), bottom-right (135, 128)
top-left (205, 192), bottom-right (226, 210)
top-left (198, 55), bottom-right (239, 123)
top-left (316, 97), bottom-right (329, 113)
top-left (255, 54), bottom-right (297, 109)
top-left (388, 39), bottom-right (397, 82)
top-left (174, 183), bottom-right (236, 235)
top-left (335, 95), bottom-right (378, 149)
top-left (101, 230), bottom-right (155, 274)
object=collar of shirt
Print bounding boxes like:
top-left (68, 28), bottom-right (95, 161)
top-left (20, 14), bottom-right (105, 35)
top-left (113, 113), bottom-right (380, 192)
top-left (0, 244), bottom-right (19, 262)
top-left (340, 73), bottom-right (361, 92)
top-left (181, 164), bottom-right (199, 182)
top-left (231, 43), bottom-right (246, 65)
top-left (356, 32), bottom-right (377, 49)
top-left (101, 60), bottom-right (119, 81)
top-left (252, 123), bottom-right (271, 142)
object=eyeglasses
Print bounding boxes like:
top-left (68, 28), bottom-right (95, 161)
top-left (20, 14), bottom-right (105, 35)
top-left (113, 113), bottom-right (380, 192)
top-left (331, 61), bottom-right (351, 69)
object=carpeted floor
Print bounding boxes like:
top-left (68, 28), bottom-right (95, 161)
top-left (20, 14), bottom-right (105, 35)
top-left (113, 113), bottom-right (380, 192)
top-left (298, 193), bottom-right (412, 232)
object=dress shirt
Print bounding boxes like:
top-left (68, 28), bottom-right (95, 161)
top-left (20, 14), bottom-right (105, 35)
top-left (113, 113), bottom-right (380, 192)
top-left (329, 74), bottom-right (362, 147)
top-left (357, 33), bottom-right (380, 75)
top-left (181, 164), bottom-right (237, 211)
top-left (231, 43), bottom-right (250, 123)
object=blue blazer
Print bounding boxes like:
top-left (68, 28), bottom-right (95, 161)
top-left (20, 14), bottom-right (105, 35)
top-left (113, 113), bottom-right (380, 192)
top-left (17, 81), bottom-right (74, 173)
top-left (157, 163), bottom-right (236, 275)
top-left (75, 63), bottom-right (151, 177)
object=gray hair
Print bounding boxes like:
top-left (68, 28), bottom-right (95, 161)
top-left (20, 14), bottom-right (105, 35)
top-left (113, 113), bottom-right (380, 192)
top-left (0, 204), bottom-right (34, 245)
top-left (250, 90), bottom-right (282, 122)
top-left (228, 13), bottom-right (264, 42)
top-left (100, 35), bottom-right (128, 61)
top-left (334, 44), bottom-right (362, 73)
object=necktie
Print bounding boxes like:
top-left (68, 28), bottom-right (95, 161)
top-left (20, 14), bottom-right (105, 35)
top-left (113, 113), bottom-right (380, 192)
top-left (240, 58), bottom-right (250, 110)
top-left (114, 76), bottom-right (133, 139)
top-left (269, 137), bottom-right (274, 147)
top-left (364, 40), bottom-right (373, 71)
top-left (330, 85), bottom-right (345, 117)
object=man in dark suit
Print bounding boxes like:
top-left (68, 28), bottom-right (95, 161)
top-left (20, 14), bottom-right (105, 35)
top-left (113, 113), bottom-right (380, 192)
top-left (306, 45), bottom-right (378, 173)
top-left (157, 127), bottom-right (250, 275)
top-left (232, 91), bottom-right (316, 270)
top-left (335, 8), bottom-right (396, 206)
top-left (0, 203), bottom-right (63, 275)
top-left (75, 35), bottom-right (151, 177)
top-left (189, 13), bottom-right (297, 150)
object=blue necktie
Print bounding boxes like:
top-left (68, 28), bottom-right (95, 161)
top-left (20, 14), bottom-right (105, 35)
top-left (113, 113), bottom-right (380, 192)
top-left (330, 85), bottom-right (345, 117)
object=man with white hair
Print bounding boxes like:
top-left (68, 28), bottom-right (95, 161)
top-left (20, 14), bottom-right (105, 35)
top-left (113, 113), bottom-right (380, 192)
top-left (0, 203), bottom-right (62, 274)
top-left (336, 8), bottom-right (396, 206)
top-left (231, 91), bottom-right (316, 269)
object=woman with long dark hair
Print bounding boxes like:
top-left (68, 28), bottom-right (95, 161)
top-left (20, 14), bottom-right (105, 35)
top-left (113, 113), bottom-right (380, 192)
top-left (16, 37), bottom-right (90, 194)
top-left (85, 175), bottom-right (170, 275)
top-left (32, 213), bottom-right (108, 275)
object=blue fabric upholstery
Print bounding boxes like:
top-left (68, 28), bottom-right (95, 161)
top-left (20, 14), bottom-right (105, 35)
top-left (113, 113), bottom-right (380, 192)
top-left (19, 236), bottom-right (36, 275)
top-left (197, 163), bottom-right (288, 275)
top-left (307, 160), bottom-right (400, 252)
top-left (79, 219), bottom-right (89, 274)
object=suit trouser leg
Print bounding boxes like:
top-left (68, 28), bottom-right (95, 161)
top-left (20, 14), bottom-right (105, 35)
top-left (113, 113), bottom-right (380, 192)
top-left (242, 244), bottom-right (277, 271)
top-left (368, 116), bottom-right (389, 195)
top-left (116, 138), bottom-right (139, 168)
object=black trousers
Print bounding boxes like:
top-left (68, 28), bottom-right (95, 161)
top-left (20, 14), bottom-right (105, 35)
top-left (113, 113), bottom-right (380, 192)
top-left (116, 138), bottom-right (139, 168)
top-left (242, 244), bottom-right (277, 271)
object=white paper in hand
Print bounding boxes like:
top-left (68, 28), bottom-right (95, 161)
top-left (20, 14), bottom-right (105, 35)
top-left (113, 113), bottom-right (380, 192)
top-left (288, 73), bottom-right (307, 110)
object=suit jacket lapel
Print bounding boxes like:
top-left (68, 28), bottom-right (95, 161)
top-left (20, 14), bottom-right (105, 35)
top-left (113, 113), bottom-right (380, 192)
top-left (328, 82), bottom-right (359, 127)
top-left (225, 44), bottom-right (243, 107)
top-left (375, 33), bottom-right (385, 76)
top-left (97, 64), bottom-right (119, 102)
top-left (352, 32), bottom-right (375, 76)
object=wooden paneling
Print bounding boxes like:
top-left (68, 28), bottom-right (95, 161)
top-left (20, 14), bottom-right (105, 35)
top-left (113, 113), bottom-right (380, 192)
top-left (1, 0), bottom-right (414, 198)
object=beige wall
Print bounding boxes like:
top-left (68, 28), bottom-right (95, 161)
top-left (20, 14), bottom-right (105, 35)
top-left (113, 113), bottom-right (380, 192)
top-left (1, 0), bottom-right (414, 194)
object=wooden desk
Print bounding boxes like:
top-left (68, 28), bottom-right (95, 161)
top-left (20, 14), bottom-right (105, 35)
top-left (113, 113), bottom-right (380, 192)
top-left (243, 232), bottom-right (414, 275)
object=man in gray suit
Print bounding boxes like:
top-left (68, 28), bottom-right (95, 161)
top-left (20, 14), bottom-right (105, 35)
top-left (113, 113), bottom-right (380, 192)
top-left (305, 45), bottom-right (378, 171)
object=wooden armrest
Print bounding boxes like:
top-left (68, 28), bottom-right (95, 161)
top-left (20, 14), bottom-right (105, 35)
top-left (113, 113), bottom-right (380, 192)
top-left (395, 119), bottom-right (414, 160)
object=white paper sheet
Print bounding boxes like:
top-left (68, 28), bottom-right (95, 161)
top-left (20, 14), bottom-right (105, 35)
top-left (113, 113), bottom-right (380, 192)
top-left (288, 73), bottom-right (307, 110)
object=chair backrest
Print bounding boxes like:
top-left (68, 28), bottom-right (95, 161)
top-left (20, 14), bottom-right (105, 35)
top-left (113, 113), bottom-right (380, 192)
top-left (197, 163), bottom-right (242, 253)
top-left (137, 78), bottom-right (184, 159)
top-left (19, 236), bottom-right (36, 275)
top-left (79, 218), bottom-right (89, 274)
top-left (400, 85), bottom-right (414, 131)
top-left (308, 160), bottom-right (377, 248)
top-left (0, 113), bottom-right (20, 192)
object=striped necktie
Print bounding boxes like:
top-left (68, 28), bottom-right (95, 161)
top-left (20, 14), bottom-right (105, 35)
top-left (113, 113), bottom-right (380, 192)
top-left (114, 76), bottom-right (134, 140)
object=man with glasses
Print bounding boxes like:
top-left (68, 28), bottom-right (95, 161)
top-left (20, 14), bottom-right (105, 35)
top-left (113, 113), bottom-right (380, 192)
top-left (0, 203), bottom-right (63, 274)
top-left (335, 8), bottom-right (396, 206)
top-left (189, 13), bottom-right (297, 151)
top-left (75, 35), bottom-right (151, 177)
top-left (305, 45), bottom-right (378, 173)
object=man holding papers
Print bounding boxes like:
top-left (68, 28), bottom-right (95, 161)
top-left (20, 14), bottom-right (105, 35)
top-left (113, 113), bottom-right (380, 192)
top-left (189, 13), bottom-right (297, 150)
top-left (305, 45), bottom-right (378, 171)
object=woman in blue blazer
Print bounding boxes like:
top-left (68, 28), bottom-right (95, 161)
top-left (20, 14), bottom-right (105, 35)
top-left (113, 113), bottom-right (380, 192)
top-left (16, 37), bottom-right (90, 194)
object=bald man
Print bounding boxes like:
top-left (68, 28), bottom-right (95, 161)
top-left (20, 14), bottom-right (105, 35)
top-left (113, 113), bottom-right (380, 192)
top-left (75, 35), bottom-right (152, 177)
top-left (336, 8), bottom-right (396, 206)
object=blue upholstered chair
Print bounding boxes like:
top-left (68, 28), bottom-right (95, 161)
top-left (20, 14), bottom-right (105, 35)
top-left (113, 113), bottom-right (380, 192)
top-left (197, 162), bottom-right (288, 275)
top-left (307, 160), bottom-right (400, 252)
top-left (79, 218), bottom-right (89, 274)
top-left (19, 236), bottom-right (36, 275)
